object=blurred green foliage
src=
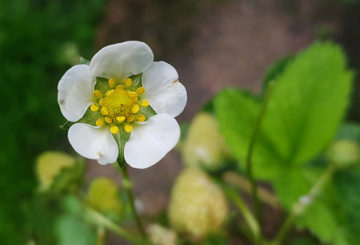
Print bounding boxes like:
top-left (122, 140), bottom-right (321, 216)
top-left (214, 42), bottom-right (360, 245)
top-left (0, 0), bottom-right (103, 243)
top-left (215, 42), bottom-right (353, 179)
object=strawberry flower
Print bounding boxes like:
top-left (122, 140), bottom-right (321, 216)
top-left (58, 41), bottom-right (187, 168)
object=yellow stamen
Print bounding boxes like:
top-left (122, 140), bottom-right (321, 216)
top-left (136, 87), bottom-right (145, 95)
top-left (137, 114), bottom-right (145, 122)
top-left (124, 78), bottom-right (132, 87)
top-left (108, 78), bottom-right (116, 88)
top-left (90, 104), bottom-right (99, 112)
top-left (104, 116), bottom-right (112, 124)
top-left (132, 104), bottom-right (140, 114)
top-left (127, 115), bottom-right (135, 122)
top-left (101, 106), bottom-right (109, 115)
top-left (110, 126), bottom-right (119, 134)
top-left (124, 124), bottom-right (133, 133)
top-left (128, 91), bottom-right (137, 98)
top-left (106, 89), bottom-right (115, 96)
top-left (99, 98), bottom-right (105, 106)
top-left (140, 100), bottom-right (149, 107)
top-left (96, 118), bottom-right (104, 126)
top-left (115, 85), bottom-right (124, 91)
top-left (116, 116), bottom-right (126, 123)
top-left (93, 90), bottom-right (102, 98)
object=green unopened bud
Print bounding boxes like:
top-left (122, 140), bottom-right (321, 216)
top-left (147, 224), bottom-right (177, 245)
top-left (168, 168), bottom-right (228, 240)
top-left (36, 151), bottom-right (76, 192)
top-left (87, 177), bottom-right (122, 215)
top-left (182, 113), bottom-right (231, 171)
top-left (327, 139), bottom-right (359, 168)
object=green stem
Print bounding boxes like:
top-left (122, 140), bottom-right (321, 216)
top-left (226, 188), bottom-right (262, 244)
top-left (96, 226), bottom-right (106, 245)
top-left (246, 82), bottom-right (275, 222)
top-left (119, 163), bottom-right (147, 238)
top-left (271, 165), bottom-right (336, 245)
top-left (85, 207), bottom-right (148, 245)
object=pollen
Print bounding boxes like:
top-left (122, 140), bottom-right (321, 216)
top-left (137, 114), bottom-right (145, 122)
top-left (136, 87), bottom-right (145, 95)
top-left (108, 78), bottom-right (116, 88)
top-left (90, 104), bottom-right (99, 112)
top-left (132, 104), bottom-right (140, 113)
top-left (105, 117), bottom-right (112, 124)
top-left (96, 118), bottom-right (104, 126)
top-left (93, 90), bottom-right (102, 98)
top-left (116, 116), bottom-right (126, 123)
top-left (124, 78), bottom-right (132, 87)
top-left (110, 126), bottom-right (119, 134)
top-left (124, 124), bottom-right (133, 133)
top-left (140, 100), bottom-right (149, 107)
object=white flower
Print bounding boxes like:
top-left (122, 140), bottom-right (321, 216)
top-left (58, 41), bottom-right (187, 169)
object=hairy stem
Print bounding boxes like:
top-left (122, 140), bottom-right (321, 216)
top-left (246, 82), bottom-right (275, 222)
top-left (120, 163), bottom-right (147, 238)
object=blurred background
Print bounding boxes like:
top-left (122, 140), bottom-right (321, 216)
top-left (1, 0), bottom-right (360, 244)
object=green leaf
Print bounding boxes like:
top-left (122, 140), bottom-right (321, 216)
top-left (55, 213), bottom-right (96, 245)
top-left (215, 42), bottom-right (353, 179)
top-left (262, 55), bottom-right (293, 94)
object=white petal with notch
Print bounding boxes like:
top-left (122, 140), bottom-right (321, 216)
top-left (58, 64), bottom-right (95, 122)
top-left (142, 61), bottom-right (187, 117)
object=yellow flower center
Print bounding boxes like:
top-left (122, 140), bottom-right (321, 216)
top-left (91, 77), bottom-right (149, 134)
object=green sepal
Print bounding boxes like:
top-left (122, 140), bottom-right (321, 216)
top-left (79, 57), bottom-right (90, 65)
top-left (59, 120), bottom-right (74, 130)
top-left (77, 107), bottom-right (100, 126)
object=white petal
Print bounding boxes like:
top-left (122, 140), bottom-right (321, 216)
top-left (142, 61), bottom-right (187, 117)
top-left (124, 114), bottom-right (180, 169)
top-left (68, 123), bottom-right (118, 165)
top-left (57, 64), bottom-right (95, 122)
top-left (89, 41), bottom-right (154, 80)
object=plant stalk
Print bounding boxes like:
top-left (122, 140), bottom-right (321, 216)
top-left (119, 163), bottom-right (147, 238)
top-left (226, 187), bottom-right (262, 244)
top-left (246, 81), bottom-right (275, 222)
top-left (85, 206), bottom-right (148, 245)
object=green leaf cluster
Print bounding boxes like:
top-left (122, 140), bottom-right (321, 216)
top-left (214, 41), bottom-right (358, 244)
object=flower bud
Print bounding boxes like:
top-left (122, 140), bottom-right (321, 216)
top-left (147, 224), bottom-right (177, 245)
top-left (36, 151), bottom-right (76, 192)
top-left (168, 168), bottom-right (228, 240)
top-left (182, 113), bottom-right (231, 171)
top-left (87, 177), bottom-right (122, 215)
top-left (327, 139), bottom-right (359, 168)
